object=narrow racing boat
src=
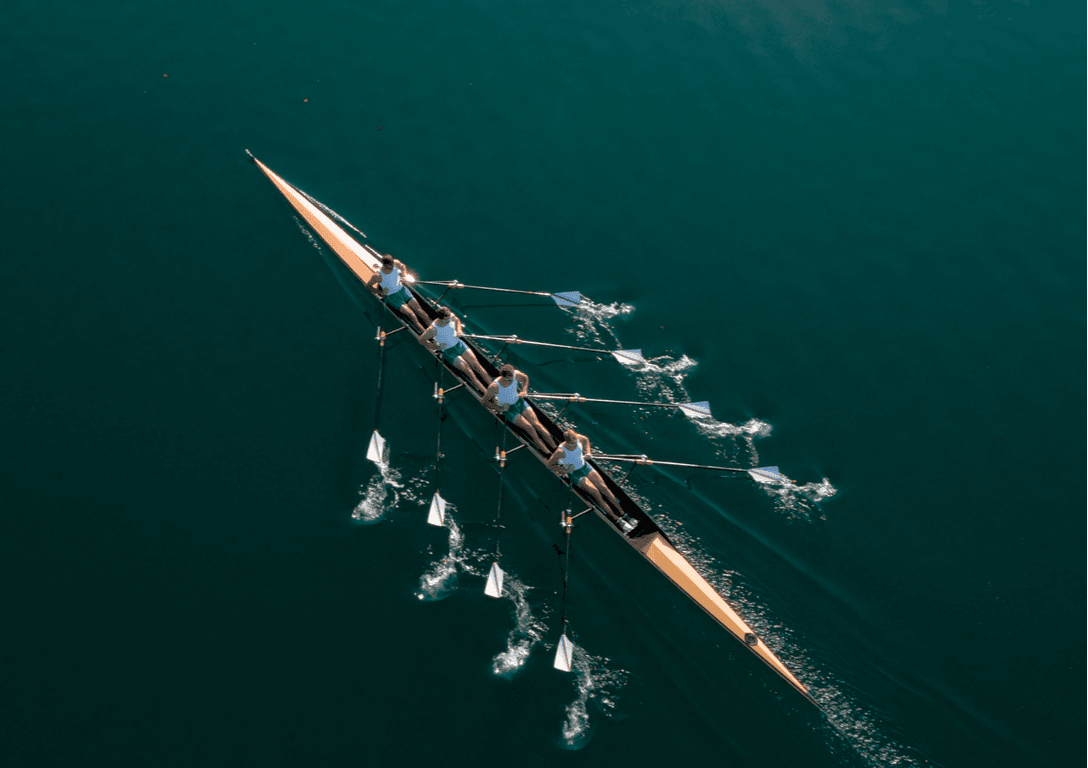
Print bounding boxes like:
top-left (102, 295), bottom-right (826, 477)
top-left (246, 150), bottom-right (819, 708)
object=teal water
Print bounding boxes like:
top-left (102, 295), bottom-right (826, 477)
top-left (2, 1), bottom-right (1082, 766)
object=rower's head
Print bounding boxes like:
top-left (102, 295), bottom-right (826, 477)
top-left (563, 429), bottom-right (578, 446)
top-left (380, 255), bottom-right (394, 270)
top-left (435, 307), bottom-right (452, 324)
top-left (499, 364), bottom-right (515, 382)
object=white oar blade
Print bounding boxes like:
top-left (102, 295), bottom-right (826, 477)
top-left (427, 492), bottom-right (447, 526)
top-left (678, 401), bottom-right (712, 418)
top-left (553, 634), bottom-right (574, 672)
top-left (484, 562), bottom-right (505, 598)
top-left (611, 349), bottom-right (644, 366)
top-left (366, 430), bottom-right (388, 465)
top-left (551, 291), bottom-right (582, 307)
top-left (749, 466), bottom-right (788, 484)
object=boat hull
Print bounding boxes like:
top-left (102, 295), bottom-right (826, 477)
top-left (248, 151), bottom-right (818, 709)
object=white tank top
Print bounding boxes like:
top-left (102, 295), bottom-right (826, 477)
top-left (495, 378), bottom-right (520, 406)
top-left (433, 321), bottom-right (460, 350)
top-left (379, 266), bottom-right (403, 293)
top-left (558, 442), bottom-right (585, 470)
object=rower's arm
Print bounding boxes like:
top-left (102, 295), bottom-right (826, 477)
top-left (483, 381), bottom-right (499, 406)
top-left (579, 434), bottom-right (592, 457)
top-left (420, 325), bottom-right (436, 343)
top-left (545, 447), bottom-right (562, 471)
top-left (516, 371), bottom-right (530, 395)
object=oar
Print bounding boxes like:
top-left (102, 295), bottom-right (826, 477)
top-left (366, 318), bottom-right (391, 466)
top-left (592, 454), bottom-right (791, 485)
top-left (413, 280), bottom-right (583, 308)
top-left (427, 357), bottom-right (449, 526)
top-left (531, 393), bottom-right (711, 419)
top-left (484, 425), bottom-right (508, 598)
top-left (463, 334), bottom-right (645, 366)
top-left (553, 498), bottom-right (576, 672)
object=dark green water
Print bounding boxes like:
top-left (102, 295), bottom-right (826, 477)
top-left (2, 1), bottom-right (1082, 766)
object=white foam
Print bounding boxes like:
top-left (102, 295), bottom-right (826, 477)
top-left (565, 299), bottom-right (634, 348)
top-left (490, 575), bottom-right (548, 677)
top-left (415, 506), bottom-right (464, 601)
top-left (352, 461), bottom-right (403, 524)
top-left (759, 476), bottom-right (839, 523)
top-left (556, 640), bottom-right (628, 750)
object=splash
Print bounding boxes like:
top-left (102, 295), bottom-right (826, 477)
top-left (352, 462), bottom-right (404, 524)
top-left (563, 302), bottom-right (769, 465)
top-left (757, 475), bottom-right (838, 523)
top-left (565, 298), bottom-right (633, 348)
top-left (624, 352), bottom-right (774, 468)
top-left (801, 478), bottom-right (837, 502)
top-left (490, 574), bottom-right (548, 677)
top-left (415, 508), bottom-right (464, 601)
top-left (631, 352), bottom-right (699, 393)
top-left (616, 350), bottom-right (837, 521)
top-left (562, 289), bottom-right (836, 520)
top-left (691, 415), bottom-right (772, 440)
top-left (556, 639), bottom-right (628, 750)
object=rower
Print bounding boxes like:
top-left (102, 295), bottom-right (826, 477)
top-left (420, 306), bottom-right (490, 394)
top-left (547, 429), bottom-right (632, 528)
top-left (484, 364), bottom-right (556, 455)
top-left (366, 255), bottom-right (429, 333)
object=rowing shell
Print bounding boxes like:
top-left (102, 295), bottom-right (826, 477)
top-left (246, 150), bottom-right (818, 708)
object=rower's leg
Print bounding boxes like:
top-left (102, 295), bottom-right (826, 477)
top-left (587, 470), bottom-right (624, 517)
top-left (461, 351), bottom-right (490, 393)
top-left (455, 356), bottom-right (488, 393)
top-left (398, 307), bottom-right (422, 334)
top-left (522, 409), bottom-right (557, 451)
top-left (404, 300), bottom-right (428, 334)
top-left (463, 350), bottom-right (491, 388)
top-left (575, 476), bottom-right (611, 516)
top-left (513, 413), bottom-right (550, 454)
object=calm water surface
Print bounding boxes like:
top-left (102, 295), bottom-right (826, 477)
top-left (1, 1), bottom-right (1081, 766)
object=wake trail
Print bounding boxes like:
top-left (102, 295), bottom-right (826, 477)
top-left (652, 514), bottom-right (921, 767)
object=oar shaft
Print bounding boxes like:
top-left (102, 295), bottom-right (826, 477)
top-left (532, 394), bottom-right (688, 408)
top-left (494, 424), bottom-right (507, 559)
top-left (435, 359), bottom-right (444, 489)
top-left (373, 326), bottom-right (386, 429)
top-left (464, 334), bottom-right (613, 355)
top-left (593, 454), bottom-right (748, 473)
top-left (415, 280), bottom-right (551, 298)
